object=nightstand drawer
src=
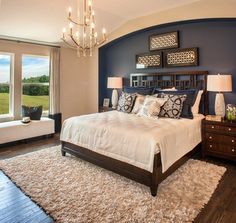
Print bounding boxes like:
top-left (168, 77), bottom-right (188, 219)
top-left (206, 143), bottom-right (236, 156)
top-left (205, 124), bottom-right (236, 134)
top-left (205, 133), bottom-right (236, 145)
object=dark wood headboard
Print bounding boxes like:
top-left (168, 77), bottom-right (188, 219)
top-left (130, 70), bottom-right (209, 115)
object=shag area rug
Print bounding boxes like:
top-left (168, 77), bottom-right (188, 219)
top-left (0, 146), bottom-right (226, 223)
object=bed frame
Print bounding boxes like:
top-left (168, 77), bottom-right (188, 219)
top-left (61, 71), bottom-right (209, 196)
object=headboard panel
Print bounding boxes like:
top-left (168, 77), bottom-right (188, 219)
top-left (130, 71), bottom-right (209, 115)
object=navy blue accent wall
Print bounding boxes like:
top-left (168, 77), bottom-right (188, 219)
top-left (99, 19), bottom-right (236, 114)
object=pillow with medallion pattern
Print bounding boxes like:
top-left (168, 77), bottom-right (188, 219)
top-left (117, 92), bottom-right (136, 113)
top-left (159, 94), bottom-right (187, 119)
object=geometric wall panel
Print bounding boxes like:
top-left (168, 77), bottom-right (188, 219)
top-left (163, 48), bottom-right (198, 67)
top-left (136, 52), bottom-right (162, 69)
top-left (149, 31), bottom-right (179, 51)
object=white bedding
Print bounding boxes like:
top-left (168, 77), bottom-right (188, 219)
top-left (60, 111), bottom-right (204, 173)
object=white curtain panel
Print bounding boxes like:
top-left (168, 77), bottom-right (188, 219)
top-left (49, 47), bottom-right (60, 115)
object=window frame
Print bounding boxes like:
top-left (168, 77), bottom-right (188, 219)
top-left (21, 54), bottom-right (50, 117)
top-left (0, 52), bottom-right (14, 121)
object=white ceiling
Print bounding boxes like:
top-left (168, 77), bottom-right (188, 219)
top-left (0, 0), bottom-right (201, 43)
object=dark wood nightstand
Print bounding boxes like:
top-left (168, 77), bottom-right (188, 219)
top-left (202, 119), bottom-right (236, 161)
top-left (99, 107), bottom-right (114, 113)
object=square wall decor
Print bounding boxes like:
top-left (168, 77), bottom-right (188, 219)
top-left (163, 47), bottom-right (198, 67)
top-left (149, 31), bottom-right (179, 51)
top-left (136, 52), bottom-right (162, 69)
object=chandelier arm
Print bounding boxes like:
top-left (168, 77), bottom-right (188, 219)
top-left (68, 17), bottom-right (90, 27)
top-left (96, 39), bottom-right (107, 47)
top-left (70, 35), bottom-right (84, 50)
top-left (61, 38), bottom-right (80, 49)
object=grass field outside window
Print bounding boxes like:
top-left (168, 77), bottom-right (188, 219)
top-left (0, 93), bottom-right (49, 115)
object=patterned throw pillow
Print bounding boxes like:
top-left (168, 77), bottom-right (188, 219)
top-left (137, 96), bottom-right (167, 118)
top-left (159, 94), bottom-right (187, 119)
top-left (131, 94), bottom-right (146, 114)
top-left (117, 92), bottom-right (136, 113)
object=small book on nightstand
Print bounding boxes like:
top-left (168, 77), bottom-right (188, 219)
top-left (205, 115), bottom-right (222, 122)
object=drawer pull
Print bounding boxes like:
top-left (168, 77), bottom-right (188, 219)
top-left (232, 139), bottom-right (235, 143)
top-left (229, 128), bottom-right (231, 131)
top-left (209, 145), bottom-right (213, 148)
top-left (232, 149), bottom-right (235, 153)
top-left (209, 136), bottom-right (212, 139)
top-left (211, 126), bottom-right (215, 129)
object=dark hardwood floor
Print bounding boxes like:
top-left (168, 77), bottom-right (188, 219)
top-left (194, 157), bottom-right (236, 223)
top-left (0, 136), bottom-right (235, 223)
top-left (0, 172), bottom-right (54, 223)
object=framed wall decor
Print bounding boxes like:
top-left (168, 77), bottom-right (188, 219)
top-left (103, 98), bottom-right (110, 107)
top-left (136, 52), bottom-right (162, 69)
top-left (149, 31), bottom-right (179, 51)
top-left (163, 47), bottom-right (199, 68)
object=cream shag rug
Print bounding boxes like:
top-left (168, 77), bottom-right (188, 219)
top-left (0, 146), bottom-right (226, 223)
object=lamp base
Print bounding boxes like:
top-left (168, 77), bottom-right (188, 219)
top-left (215, 93), bottom-right (225, 117)
top-left (111, 89), bottom-right (118, 109)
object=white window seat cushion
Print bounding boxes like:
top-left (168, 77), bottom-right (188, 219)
top-left (0, 117), bottom-right (55, 144)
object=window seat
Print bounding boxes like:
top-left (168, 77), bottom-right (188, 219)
top-left (0, 117), bottom-right (55, 144)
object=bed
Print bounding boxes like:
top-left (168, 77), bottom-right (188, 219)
top-left (60, 71), bottom-right (209, 196)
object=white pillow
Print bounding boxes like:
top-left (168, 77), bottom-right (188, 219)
top-left (161, 87), bottom-right (177, 91)
top-left (191, 90), bottom-right (203, 114)
top-left (137, 96), bottom-right (167, 118)
top-left (131, 94), bottom-right (146, 114)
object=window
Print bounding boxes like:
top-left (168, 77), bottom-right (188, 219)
top-left (22, 55), bottom-right (50, 116)
top-left (0, 53), bottom-right (13, 116)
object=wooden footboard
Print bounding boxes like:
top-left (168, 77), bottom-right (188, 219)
top-left (61, 141), bottom-right (200, 196)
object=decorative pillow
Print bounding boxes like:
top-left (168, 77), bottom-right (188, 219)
top-left (159, 94), bottom-right (187, 119)
top-left (22, 105), bottom-right (43, 120)
top-left (137, 96), bottom-right (167, 118)
top-left (117, 92), bottom-right (136, 113)
top-left (157, 89), bottom-right (197, 119)
top-left (192, 90), bottom-right (203, 114)
top-left (131, 94), bottom-right (146, 114)
top-left (123, 86), bottom-right (154, 95)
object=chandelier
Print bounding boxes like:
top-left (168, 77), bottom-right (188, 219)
top-left (61, 0), bottom-right (107, 57)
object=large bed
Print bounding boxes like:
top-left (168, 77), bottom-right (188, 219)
top-left (60, 71), bottom-right (208, 196)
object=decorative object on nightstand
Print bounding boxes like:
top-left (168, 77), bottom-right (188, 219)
top-left (205, 115), bottom-right (222, 122)
top-left (103, 98), bottom-right (110, 108)
top-left (226, 104), bottom-right (236, 122)
top-left (207, 74), bottom-right (232, 117)
top-left (202, 119), bottom-right (236, 161)
top-left (107, 77), bottom-right (123, 109)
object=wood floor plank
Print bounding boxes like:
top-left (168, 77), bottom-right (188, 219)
top-left (0, 171), bottom-right (53, 223)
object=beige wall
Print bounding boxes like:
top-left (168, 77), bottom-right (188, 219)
top-left (60, 47), bottom-right (98, 121)
top-left (108, 0), bottom-right (236, 42)
top-left (0, 39), bottom-right (97, 122)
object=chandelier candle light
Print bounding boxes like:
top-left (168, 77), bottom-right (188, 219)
top-left (61, 0), bottom-right (107, 57)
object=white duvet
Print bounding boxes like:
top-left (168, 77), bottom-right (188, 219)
top-left (60, 111), bottom-right (204, 173)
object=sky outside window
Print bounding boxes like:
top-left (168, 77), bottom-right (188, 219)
top-left (0, 55), bottom-right (11, 83)
top-left (22, 56), bottom-right (49, 79)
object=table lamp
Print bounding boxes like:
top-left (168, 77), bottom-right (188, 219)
top-left (107, 77), bottom-right (123, 109)
top-left (207, 74), bottom-right (232, 117)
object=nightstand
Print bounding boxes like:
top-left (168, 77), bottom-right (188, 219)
top-left (99, 107), bottom-right (114, 113)
top-left (202, 119), bottom-right (236, 161)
